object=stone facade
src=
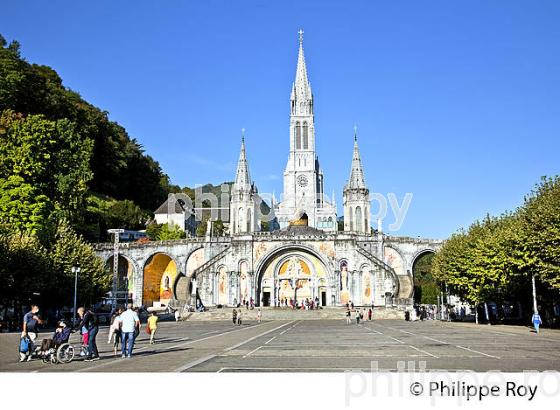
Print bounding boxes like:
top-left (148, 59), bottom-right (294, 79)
top-left (94, 230), bottom-right (441, 309)
top-left (94, 32), bottom-right (442, 310)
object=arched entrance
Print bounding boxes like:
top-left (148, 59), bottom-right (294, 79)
top-left (412, 250), bottom-right (438, 305)
top-left (255, 246), bottom-right (332, 307)
top-left (105, 255), bottom-right (135, 303)
top-left (142, 253), bottom-right (178, 307)
top-left (175, 248), bottom-right (204, 302)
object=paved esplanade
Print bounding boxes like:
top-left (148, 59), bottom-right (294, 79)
top-left (1, 320), bottom-right (559, 372)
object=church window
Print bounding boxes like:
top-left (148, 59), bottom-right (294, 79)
top-left (295, 122), bottom-right (301, 149)
top-left (328, 216), bottom-right (333, 228)
top-left (246, 208), bottom-right (252, 232)
top-left (349, 207), bottom-right (353, 231)
top-left (303, 122), bottom-right (308, 149)
top-left (238, 207), bottom-right (244, 232)
top-left (356, 206), bottom-right (363, 232)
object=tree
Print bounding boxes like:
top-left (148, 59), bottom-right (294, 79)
top-left (0, 233), bottom-right (53, 310)
top-left (0, 175), bottom-right (53, 237)
top-left (157, 223), bottom-right (186, 241)
top-left (519, 176), bottom-right (560, 290)
top-left (49, 219), bottom-right (110, 307)
top-left (0, 110), bottom-right (93, 225)
top-left (145, 222), bottom-right (163, 240)
top-left (146, 222), bottom-right (186, 241)
top-left (213, 219), bottom-right (226, 236)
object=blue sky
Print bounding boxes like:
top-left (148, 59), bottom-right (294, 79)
top-left (2, 0), bottom-right (559, 239)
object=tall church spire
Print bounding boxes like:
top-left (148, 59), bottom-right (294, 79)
top-left (291, 29), bottom-right (313, 114)
top-left (234, 129), bottom-right (251, 189)
top-left (346, 129), bottom-right (367, 190)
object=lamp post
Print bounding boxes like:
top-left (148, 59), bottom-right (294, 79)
top-left (71, 266), bottom-right (81, 326)
top-left (532, 274), bottom-right (539, 314)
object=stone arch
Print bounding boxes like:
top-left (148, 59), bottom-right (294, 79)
top-left (104, 254), bottom-right (138, 300)
top-left (410, 248), bottom-right (437, 273)
top-left (142, 252), bottom-right (179, 307)
top-left (254, 244), bottom-right (334, 307)
top-left (174, 246), bottom-right (205, 301)
top-left (411, 249), bottom-right (438, 305)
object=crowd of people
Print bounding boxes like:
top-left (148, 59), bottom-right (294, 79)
top-left (18, 302), bottom-right (156, 363)
top-left (278, 296), bottom-right (321, 310)
top-left (344, 302), bottom-right (374, 325)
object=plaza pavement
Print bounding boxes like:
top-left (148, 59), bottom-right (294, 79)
top-left (1, 319), bottom-right (559, 372)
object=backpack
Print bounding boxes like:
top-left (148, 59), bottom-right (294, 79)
top-left (19, 336), bottom-right (31, 353)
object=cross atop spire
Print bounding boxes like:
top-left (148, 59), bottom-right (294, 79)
top-left (292, 29), bottom-right (312, 114)
top-left (241, 127), bottom-right (245, 142)
top-left (353, 124), bottom-right (358, 141)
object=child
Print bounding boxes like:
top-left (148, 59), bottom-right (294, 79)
top-left (147, 312), bottom-right (158, 344)
top-left (81, 325), bottom-right (89, 357)
top-left (532, 311), bottom-right (542, 334)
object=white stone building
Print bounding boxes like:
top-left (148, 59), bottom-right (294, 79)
top-left (95, 32), bottom-right (442, 311)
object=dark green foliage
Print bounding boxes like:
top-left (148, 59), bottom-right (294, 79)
top-left (0, 36), bottom-right (170, 212)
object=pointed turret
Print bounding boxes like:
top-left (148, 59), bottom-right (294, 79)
top-left (343, 127), bottom-right (371, 234)
top-left (234, 132), bottom-right (251, 190)
top-left (346, 129), bottom-right (367, 190)
top-left (230, 129), bottom-right (259, 234)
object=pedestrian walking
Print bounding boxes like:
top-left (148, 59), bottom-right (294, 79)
top-left (368, 308), bottom-right (372, 321)
top-left (532, 311), bottom-right (542, 334)
top-left (147, 312), bottom-right (159, 344)
top-left (133, 307), bottom-right (141, 340)
top-left (237, 309), bottom-right (242, 325)
top-left (232, 309), bottom-right (237, 325)
top-left (257, 308), bottom-right (262, 323)
top-left (118, 303), bottom-right (140, 358)
top-left (77, 307), bottom-right (99, 361)
top-left (19, 305), bottom-right (43, 362)
top-left (346, 309), bottom-right (351, 325)
top-left (356, 308), bottom-right (361, 325)
top-left (108, 308), bottom-right (122, 356)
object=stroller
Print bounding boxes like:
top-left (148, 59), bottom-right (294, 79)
top-left (40, 320), bottom-right (75, 364)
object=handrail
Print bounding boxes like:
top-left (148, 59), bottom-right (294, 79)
top-left (191, 244), bottom-right (231, 277)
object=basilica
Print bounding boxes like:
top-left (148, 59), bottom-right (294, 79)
top-left (95, 33), bottom-right (442, 311)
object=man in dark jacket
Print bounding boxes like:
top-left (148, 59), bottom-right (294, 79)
top-left (77, 307), bottom-right (99, 361)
